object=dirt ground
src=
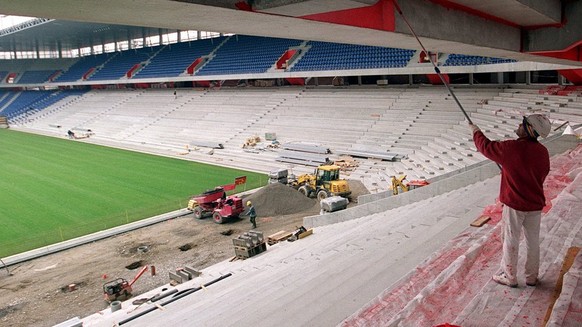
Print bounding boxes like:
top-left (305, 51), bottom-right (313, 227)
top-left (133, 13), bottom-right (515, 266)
top-left (0, 181), bottom-right (368, 327)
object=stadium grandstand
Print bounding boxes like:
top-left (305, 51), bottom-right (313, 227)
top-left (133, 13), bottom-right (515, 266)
top-left (0, 1), bottom-right (581, 326)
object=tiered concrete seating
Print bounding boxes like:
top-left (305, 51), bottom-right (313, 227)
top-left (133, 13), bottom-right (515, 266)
top-left (363, 87), bottom-right (499, 177)
top-left (20, 90), bottom-right (138, 135)
top-left (16, 86), bottom-right (551, 194)
top-left (486, 88), bottom-right (582, 126)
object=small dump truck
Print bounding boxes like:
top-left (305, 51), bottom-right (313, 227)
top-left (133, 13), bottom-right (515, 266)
top-left (187, 187), bottom-right (244, 224)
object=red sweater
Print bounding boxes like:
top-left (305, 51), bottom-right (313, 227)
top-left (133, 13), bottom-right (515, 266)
top-left (473, 131), bottom-right (549, 211)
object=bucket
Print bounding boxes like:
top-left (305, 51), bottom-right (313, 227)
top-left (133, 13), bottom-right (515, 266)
top-left (110, 301), bottom-right (122, 312)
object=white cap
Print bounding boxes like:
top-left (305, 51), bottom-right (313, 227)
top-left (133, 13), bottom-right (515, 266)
top-left (525, 114), bottom-right (551, 138)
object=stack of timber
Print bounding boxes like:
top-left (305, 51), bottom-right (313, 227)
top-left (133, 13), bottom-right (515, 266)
top-left (267, 230), bottom-right (293, 245)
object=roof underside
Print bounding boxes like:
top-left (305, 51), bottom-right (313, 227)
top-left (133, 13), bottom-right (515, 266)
top-left (0, 0), bottom-right (579, 67)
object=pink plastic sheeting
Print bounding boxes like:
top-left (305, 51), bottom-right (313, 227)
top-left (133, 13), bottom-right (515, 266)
top-left (341, 145), bottom-right (582, 327)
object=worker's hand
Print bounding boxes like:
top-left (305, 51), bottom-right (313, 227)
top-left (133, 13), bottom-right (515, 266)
top-left (469, 123), bottom-right (480, 134)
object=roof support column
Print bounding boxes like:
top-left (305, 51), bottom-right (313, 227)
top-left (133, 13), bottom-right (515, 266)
top-left (35, 38), bottom-right (40, 59)
top-left (497, 72), bottom-right (504, 85)
top-left (142, 27), bottom-right (146, 47)
top-left (128, 30), bottom-right (132, 49)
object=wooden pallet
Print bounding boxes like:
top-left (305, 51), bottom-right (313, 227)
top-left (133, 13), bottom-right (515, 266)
top-left (234, 242), bottom-right (267, 259)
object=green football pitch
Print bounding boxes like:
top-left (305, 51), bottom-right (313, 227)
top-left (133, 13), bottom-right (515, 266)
top-left (0, 129), bottom-right (267, 258)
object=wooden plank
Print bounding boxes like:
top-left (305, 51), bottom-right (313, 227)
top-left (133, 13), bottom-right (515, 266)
top-left (267, 230), bottom-right (292, 245)
top-left (268, 230), bottom-right (287, 239)
top-left (298, 228), bottom-right (313, 239)
top-left (470, 215), bottom-right (491, 227)
top-left (542, 246), bottom-right (581, 326)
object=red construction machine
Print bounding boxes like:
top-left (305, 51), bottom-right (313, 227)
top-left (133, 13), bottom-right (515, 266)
top-left (187, 187), bottom-right (244, 224)
top-left (103, 266), bottom-right (148, 302)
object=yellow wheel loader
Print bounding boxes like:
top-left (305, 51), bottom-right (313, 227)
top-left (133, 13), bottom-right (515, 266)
top-left (390, 175), bottom-right (429, 195)
top-left (288, 165), bottom-right (351, 201)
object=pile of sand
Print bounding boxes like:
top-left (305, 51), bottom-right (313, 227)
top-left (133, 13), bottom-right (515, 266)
top-left (244, 183), bottom-right (318, 216)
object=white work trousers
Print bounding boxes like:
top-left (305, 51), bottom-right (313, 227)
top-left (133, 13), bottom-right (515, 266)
top-left (500, 205), bottom-right (541, 284)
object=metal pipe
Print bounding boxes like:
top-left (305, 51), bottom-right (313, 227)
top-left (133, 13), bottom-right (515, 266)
top-left (150, 288), bottom-right (178, 302)
top-left (554, 121), bottom-right (569, 131)
top-left (393, 0), bottom-right (473, 124)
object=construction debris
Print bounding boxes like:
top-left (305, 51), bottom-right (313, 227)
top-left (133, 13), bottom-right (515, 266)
top-left (334, 156), bottom-right (359, 171)
top-left (266, 140), bottom-right (280, 149)
top-left (287, 226), bottom-right (313, 242)
top-left (67, 129), bottom-right (93, 139)
top-left (242, 135), bottom-right (261, 148)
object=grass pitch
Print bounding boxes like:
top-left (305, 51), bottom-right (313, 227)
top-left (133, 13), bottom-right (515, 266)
top-left (0, 129), bottom-right (267, 257)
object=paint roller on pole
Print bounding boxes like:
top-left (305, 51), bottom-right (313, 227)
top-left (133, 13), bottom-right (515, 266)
top-left (393, 0), bottom-right (473, 125)
top-left (394, 1), bottom-right (503, 171)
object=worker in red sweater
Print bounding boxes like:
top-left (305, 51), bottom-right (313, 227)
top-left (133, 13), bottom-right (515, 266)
top-left (469, 114), bottom-right (551, 288)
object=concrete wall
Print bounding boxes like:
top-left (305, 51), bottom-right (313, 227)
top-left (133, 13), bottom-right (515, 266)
top-left (303, 134), bottom-right (579, 229)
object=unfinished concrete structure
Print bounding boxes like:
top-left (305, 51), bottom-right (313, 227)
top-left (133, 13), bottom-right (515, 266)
top-left (1, 1), bottom-right (582, 326)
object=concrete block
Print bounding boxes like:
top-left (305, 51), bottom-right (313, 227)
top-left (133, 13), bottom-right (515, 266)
top-left (169, 272), bottom-right (182, 284)
top-left (176, 269), bottom-right (192, 282)
top-left (183, 266), bottom-right (201, 278)
top-left (320, 196), bottom-right (349, 212)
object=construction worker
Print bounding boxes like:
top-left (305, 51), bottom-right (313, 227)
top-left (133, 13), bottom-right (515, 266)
top-left (244, 200), bottom-right (257, 229)
top-left (469, 114), bottom-right (551, 288)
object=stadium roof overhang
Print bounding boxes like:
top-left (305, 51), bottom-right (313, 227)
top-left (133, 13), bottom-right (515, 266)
top-left (0, 0), bottom-right (581, 67)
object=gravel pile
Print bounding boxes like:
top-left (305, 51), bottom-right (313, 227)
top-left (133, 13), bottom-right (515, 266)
top-left (244, 183), bottom-right (318, 217)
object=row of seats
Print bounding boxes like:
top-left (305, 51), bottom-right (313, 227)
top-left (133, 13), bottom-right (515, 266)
top-left (135, 38), bottom-right (222, 78)
top-left (290, 41), bottom-right (415, 72)
top-left (0, 35), bottom-right (517, 84)
top-left (443, 54), bottom-right (516, 66)
top-left (0, 89), bottom-right (90, 120)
